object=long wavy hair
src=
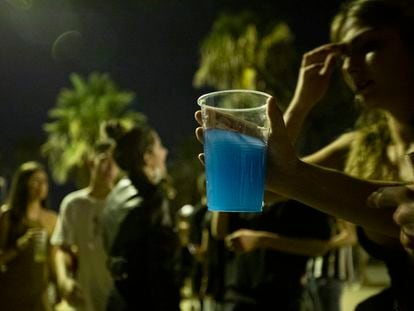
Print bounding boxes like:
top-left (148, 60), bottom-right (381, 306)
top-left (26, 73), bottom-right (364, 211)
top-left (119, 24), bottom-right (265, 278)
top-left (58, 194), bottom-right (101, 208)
top-left (344, 109), bottom-right (398, 180)
top-left (7, 161), bottom-right (48, 226)
top-left (329, 0), bottom-right (414, 180)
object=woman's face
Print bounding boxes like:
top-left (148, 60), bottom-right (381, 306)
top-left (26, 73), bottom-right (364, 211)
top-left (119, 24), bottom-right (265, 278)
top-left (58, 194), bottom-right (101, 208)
top-left (27, 169), bottom-right (48, 201)
top-left (340, 18), bottom-right (414, 114)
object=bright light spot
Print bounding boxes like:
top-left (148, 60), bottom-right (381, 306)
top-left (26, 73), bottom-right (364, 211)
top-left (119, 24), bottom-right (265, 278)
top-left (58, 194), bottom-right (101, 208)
top-left (179, 204), bottom-right (194, 217)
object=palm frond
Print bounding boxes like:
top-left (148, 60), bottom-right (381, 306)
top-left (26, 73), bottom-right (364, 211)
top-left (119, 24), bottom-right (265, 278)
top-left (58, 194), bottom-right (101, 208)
top-left (42, 72), bottom-right (146, 185)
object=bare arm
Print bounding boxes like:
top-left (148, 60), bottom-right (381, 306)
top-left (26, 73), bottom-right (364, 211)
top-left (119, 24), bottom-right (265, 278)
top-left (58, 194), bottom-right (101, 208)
top-left (54, 247), bottom-right (72, 289)
top-left (54, 246), bottom-right (84, 305)
top-left (272, 42), bottom-right (353, 201)
top-left (196, 100), bottom-right (401, 236)
top-left (265, 97), bottom-right (401, 236)
top-left (284, 43), bottom-right (342, 145)
top-left (225, 220), bottom-right (357, 257)
top-left (211, 212), bottom-right (230, 240)
top-left (264, 131), bottom-right (354, 205)
top-left (225, 229), bottom-right (331, 257)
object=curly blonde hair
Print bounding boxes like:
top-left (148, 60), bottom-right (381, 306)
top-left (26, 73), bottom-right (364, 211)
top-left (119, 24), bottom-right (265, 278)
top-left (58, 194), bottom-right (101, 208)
top-left (344, 109), bottom-right (398, 180)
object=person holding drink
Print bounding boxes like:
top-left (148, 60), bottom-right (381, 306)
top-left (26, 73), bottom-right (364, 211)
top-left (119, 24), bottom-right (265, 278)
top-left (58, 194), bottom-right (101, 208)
top-left (197, 90), bottom-right (270, 213)
top-left (196, 0), bottom-right (414, 309)
top-left (0, 161), bottom-right (57, 311)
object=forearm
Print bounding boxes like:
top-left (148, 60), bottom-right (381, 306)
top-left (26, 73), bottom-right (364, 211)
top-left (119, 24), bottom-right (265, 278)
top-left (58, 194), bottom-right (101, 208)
top-left (264, 191), bottom-right (288, 205)
top-left (268, 160), bottom-right (401, 237)
top-left (284, 99), bottom-right (313, 146)
top-left (49, 245), bottom-right (59, 281)
top-left (211, 212), bottom-right (229, 240)
top-left (259, 231), bottom-right (330, 257)
top-left (54, 248), bottom-right (73, 288)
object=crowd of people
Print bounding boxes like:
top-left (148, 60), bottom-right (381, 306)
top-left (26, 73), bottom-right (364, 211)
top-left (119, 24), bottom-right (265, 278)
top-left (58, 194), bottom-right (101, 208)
top-left (1, 0), bottom-right (414, 310)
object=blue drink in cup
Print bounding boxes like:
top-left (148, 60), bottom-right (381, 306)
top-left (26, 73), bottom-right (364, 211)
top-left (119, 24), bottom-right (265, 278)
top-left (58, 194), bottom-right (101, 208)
top-left (198, 90), bottom-right (271, 212)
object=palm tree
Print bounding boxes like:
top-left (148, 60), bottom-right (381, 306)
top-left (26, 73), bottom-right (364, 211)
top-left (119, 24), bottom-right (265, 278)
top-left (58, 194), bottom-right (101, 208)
top-left (194, 11), bottom-right (355, 152)
top-left (42, 72), bottom-right (145, 185)
top-left (193, 12), bottom-right (298, 109)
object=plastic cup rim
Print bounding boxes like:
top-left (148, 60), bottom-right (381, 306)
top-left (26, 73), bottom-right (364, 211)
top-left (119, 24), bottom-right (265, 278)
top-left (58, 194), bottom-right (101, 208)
top-left (197, 89), bottom-right (272, 112)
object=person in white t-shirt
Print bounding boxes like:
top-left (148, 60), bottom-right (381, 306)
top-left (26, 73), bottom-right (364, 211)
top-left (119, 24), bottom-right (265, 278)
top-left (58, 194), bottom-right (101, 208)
top-left (51, 141), bottom-right (120, 311)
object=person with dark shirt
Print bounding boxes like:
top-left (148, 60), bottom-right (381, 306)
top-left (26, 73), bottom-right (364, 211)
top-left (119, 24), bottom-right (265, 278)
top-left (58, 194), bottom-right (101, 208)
top-left (102, 121), bottom-right (180, 311)
top-left (212, 200), bottom-right (334, 311)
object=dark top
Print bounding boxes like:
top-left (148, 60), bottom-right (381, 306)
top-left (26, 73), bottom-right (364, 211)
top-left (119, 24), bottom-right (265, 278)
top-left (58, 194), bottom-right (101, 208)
top-left (106, 175), bottom-right (180, 311)
top-left (189, 205), bottom-right (226, 300)
top-left (357, 227), bottom-right (414, 311)
top-left (224, 200), bottom-right (331, 310)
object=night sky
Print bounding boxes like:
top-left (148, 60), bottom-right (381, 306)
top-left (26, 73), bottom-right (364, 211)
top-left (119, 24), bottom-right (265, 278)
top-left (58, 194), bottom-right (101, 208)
top-left (0, 0), bottom-right (217, 168)
top-left (0, 0), bottom-right (344, 204)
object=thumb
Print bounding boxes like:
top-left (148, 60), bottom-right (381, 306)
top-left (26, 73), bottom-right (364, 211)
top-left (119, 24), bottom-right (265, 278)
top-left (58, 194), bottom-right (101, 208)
top-left (267, 97), bottom-right (285, 136)
top-left (267, 97), bottom-right (293, 151)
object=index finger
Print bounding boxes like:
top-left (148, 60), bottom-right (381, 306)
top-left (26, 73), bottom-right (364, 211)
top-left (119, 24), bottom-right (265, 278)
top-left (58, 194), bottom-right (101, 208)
top-left (195, 127), bottom-right (204, 143)
top-left (195, 110), bottom-right (202, 126)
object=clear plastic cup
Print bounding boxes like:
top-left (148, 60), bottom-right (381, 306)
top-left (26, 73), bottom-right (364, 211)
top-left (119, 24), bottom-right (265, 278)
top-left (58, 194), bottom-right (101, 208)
top-left (198, 89), bottom-right (271, 212)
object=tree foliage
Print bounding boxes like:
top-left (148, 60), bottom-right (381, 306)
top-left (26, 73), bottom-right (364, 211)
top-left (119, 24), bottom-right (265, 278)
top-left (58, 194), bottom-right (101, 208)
top-left (193, 12), bottom-right (298, 108)
top-left (194, 11), bottom-right (356, 153)
top-left (42, 72), bottom-right (145, 185)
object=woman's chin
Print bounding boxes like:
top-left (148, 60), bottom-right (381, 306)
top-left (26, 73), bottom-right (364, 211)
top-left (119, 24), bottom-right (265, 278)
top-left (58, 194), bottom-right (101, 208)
top-left (355, 94), bottom-right (382, 110)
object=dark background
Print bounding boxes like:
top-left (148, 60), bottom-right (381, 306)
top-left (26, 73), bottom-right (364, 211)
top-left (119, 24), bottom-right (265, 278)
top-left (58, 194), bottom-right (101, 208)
top-left (0, 0), bottom-right (345, 206)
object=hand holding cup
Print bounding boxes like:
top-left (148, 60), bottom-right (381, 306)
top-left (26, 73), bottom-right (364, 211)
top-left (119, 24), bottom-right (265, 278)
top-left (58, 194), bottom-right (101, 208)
top-left (196, 90), bottom-right (271, 213)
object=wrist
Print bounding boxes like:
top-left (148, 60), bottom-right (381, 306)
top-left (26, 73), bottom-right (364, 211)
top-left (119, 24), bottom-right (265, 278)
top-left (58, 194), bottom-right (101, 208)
top-left (267, 158), bottom-right (303, 195)
top-left (287, 96), bottom-right (314, 114)
top-left (259, 232), bottom-right (279, 249)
